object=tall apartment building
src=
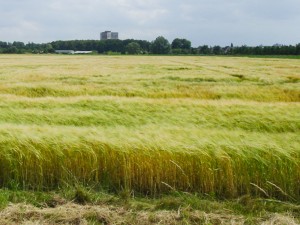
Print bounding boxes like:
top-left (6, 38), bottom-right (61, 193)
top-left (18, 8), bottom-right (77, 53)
top-left (100, 31), bottom-right (119, 40)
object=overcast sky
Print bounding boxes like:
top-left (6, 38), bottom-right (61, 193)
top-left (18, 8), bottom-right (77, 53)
top-left (1, 0), bottom-right (300, 46)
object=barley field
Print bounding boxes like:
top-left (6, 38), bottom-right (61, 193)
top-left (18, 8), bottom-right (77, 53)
top-left (0, 55), bottom-right (299, 201)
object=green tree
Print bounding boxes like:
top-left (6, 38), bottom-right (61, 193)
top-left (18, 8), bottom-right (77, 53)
top-left (212, 46), bottom-right (222, 55)
top-left (4, 46), bottom-right (18, 53)
top-left (0, 41), bottom-right (8, 48)
top-left (102, 39), bottom-right (124, 53)
top-left (171, 38), bottom-right (191, 54)
top-left (44, 44), bottom-right (54, 53)
top-left (12, 41), bottom-right (25, 49)
top-left (295, 43), bottom-right (300, 55)
top-left (199, 45), bottom-right (210, 54)
top-left (171, 38), bottom-right (191, 50)
top-left (151, 36), bottom-right (171, 54)
top-left (125, 42), bottom-right (141, 54)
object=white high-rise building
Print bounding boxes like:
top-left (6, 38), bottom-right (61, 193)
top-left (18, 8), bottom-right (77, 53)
top-left (100, 31), bottom-right (119, 40)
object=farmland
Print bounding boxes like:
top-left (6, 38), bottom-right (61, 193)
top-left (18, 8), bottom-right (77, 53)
top-left (0, 55), bottom-right (299, 224)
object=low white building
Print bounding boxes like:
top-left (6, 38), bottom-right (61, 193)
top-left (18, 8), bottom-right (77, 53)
top-left (55, 50), bottom-right (75, 54)
top-left (74, 51), bottom-right (93, 54)
top-left (55, 50), bottom-right (93, 54)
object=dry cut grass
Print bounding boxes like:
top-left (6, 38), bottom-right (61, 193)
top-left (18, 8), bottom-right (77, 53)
top-left (0, 203), bottom-right (299, 225)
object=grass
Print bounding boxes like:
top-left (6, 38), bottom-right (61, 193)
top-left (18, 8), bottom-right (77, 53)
top-left (242, 55), bottom-right (300, 60)
top-left (0, 188), bottom-right (299, 224)
top-left (0, 55), bottom-right (299, 223)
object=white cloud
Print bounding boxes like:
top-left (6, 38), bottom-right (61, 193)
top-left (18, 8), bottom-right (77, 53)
top-left (125, 9), bottom-right (168, 25)
top-left (0, 20), bottom-right (41, 42)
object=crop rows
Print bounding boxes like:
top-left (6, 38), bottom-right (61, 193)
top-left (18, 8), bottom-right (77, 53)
top-left (0, 55), bottom-right (299, 200)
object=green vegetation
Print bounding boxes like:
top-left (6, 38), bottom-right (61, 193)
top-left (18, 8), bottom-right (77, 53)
top-left (151, 36), bottom-right (171, 54)
top-left (126, 42), bottom-right (142, 55)
top-left (0, 55), bottom-right (299, 223)
top-left (1, 38), bottom-right (300, 55)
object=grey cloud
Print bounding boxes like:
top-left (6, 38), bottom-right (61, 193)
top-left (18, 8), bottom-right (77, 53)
top-left (0, 0), bottom-right (299, 46)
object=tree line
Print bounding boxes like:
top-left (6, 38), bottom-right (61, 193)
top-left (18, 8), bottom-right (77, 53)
top-left (0, 37), bottom-right (300, 55)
